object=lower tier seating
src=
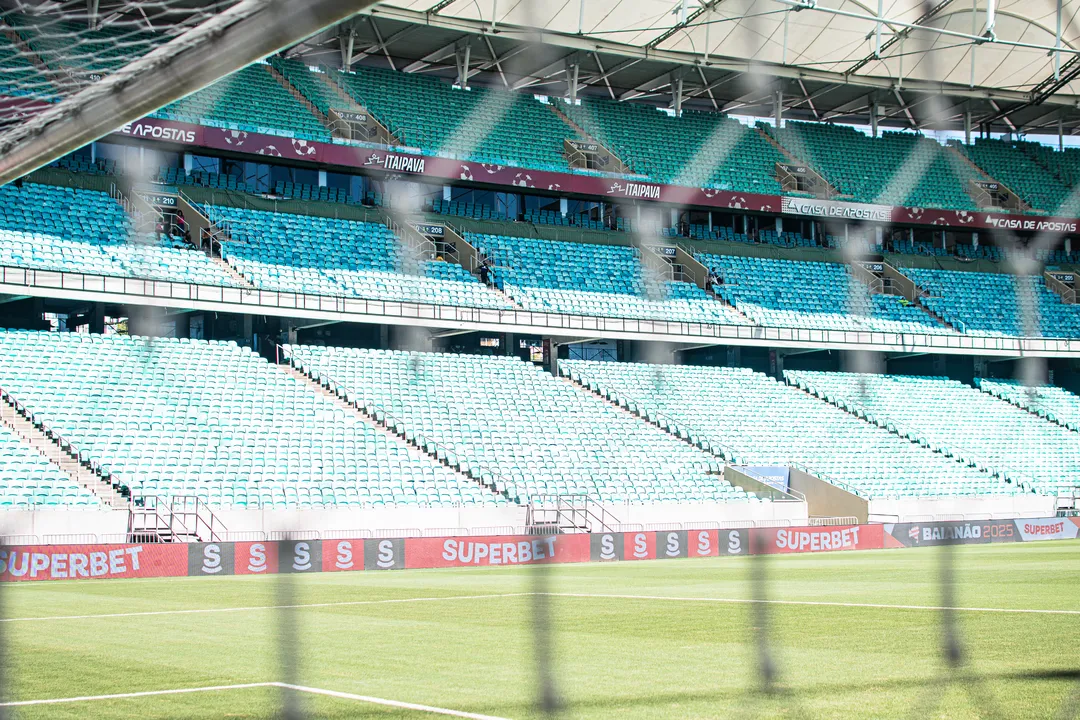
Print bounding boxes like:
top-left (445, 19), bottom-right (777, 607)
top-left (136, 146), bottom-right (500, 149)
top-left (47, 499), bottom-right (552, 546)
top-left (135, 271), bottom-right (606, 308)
top-left (976, 378), bottom-right (1080, 432)
top-left (785, 370), bottom-right (1079, 496)
top-left (562, 360), bottom-right (1017, 499)
top-left (470, 233), bottom-right (749, 324)
top-left (0, 422), bottom-right (97, 508)
top-left (284, 345), bottom-right (756, 505)
top-left (0, 331), bottom-right (501, 509)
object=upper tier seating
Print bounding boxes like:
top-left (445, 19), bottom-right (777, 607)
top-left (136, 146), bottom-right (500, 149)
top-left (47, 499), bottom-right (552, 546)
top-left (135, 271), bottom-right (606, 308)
top-left (1019, 141), bottom-right (1080, 191)
top-left (269, 57), bottom-right (349, 119)
top-left (785, 370), bottom-right (1079, 496)
top-left (333, 65), bottom-right (574, 171)
top-left (698, 253), bottom-right (949, 334)
top-left (976, 378), bottom-right (1080, 431)
top-left (903, 268), bottom-right (1080, 337)
top-left (156, 63), bottom-right (331, 142)
top-left (561, 360), bottom-right (1013, 498)
top-left (284, 346), bottom-right (754, 505)
top-left (0, 331), bottom-right (499, 509)
top-left (207, 205), bottom-right (513, 309)
top-left (470, 233), bottom-right (749, 324)
top-left (0, 183), bottom-right (242, 287)
top-left (955, 138), bottom-right (1071, 213)
top-left (560, 98), bottom-right (786, 192)
top-left (0, 31), bottom-right (52, 101)
top-left (0, 421), bottom-right (97, 508)
top-left (766, 123), bottom-right (979, 210)
top-left (9, 13), bottom-right (155, 76)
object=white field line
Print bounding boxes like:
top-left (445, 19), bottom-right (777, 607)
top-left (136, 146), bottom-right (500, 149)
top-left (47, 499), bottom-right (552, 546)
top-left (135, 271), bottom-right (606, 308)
top-left (0, 682), bottom-right (512, 719)
top-left (0, 592), bottom-right (530, 623)
top-left (278, 683), bottom-right (511, 720)
top-left (545, 592), bottom-right (1080, 616)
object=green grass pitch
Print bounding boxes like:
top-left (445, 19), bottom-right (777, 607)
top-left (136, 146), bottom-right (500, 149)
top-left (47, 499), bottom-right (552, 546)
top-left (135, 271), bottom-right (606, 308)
top-left (3, 541), bottom-right (1079, 719)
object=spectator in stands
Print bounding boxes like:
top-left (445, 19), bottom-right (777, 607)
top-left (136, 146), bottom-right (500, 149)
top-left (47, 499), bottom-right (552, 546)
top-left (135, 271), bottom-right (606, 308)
top-left (478, 256), bottom-right (491, 285)
top-left (175, 210), bottom-right (191, 243)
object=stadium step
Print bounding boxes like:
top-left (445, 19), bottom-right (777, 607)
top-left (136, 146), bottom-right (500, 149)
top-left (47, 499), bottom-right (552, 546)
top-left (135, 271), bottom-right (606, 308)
top-left (0, 394), bottom-right (127, 509)
top-left (179, 199), bottom-right (259, 290)
top-left (546, 103), bottom-right (634, 175)
top-left (755, 127), bottom-right (841, 199)
top-left (281, 365), bottom-right (511, 502)
top-left (947, 145), bottom-right (1033, 213)
top-left (265, 63), bottom-right (336, 137)
top-left (0, 20), bottom-right (83, 95)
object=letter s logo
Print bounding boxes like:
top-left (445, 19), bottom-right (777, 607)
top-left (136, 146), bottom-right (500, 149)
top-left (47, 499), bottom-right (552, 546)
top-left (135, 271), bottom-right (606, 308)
top-left (728, 531), bottom-right (742, 555)
top-left (665, 533), bottom-right (680, 557)
top-left (248, 544), bottom-right (267, 573)
top-left (697, 531), bottom-right (711, 556)
top-left (634, 533), bottom-right (647, 559)
top-left (600, 534), bottom-right (615, 560)
top-left (202, 544), bottom-right (222, 574)
top-left (377, 540), bottom-right (395, 569)
top-left (292, 542), bottom-right (311, 572)
top-left (335, 541), bottom-right (353, 570)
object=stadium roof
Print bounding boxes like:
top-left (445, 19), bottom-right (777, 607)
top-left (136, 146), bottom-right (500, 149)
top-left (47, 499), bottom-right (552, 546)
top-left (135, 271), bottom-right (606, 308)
top-left (287, 0), bottom-right (1080, 135)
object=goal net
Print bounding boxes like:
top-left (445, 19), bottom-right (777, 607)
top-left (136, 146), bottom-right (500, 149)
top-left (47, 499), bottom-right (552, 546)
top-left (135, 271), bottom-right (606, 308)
top-left (0, 0), bottom-right (378, 185)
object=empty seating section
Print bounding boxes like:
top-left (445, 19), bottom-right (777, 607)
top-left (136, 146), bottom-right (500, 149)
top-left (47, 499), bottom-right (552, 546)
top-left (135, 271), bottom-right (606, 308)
top-left (767, 123), bottom-right (978, 210)
top-left (334, 66), bottom-right (573, 171)
top-left (0, 331), bottom-right (496, 509)
top-left (0, 422), bottom-right (96, 508)
top-left (157, 63), bottom-right (330, 142)
top-left (976, 378), bottom-right (1080, 431)
top-left (9, 13), bottom-right (154, 76)
top-left (269, 58), bottom-right (348, 118)
top-left (207, 205), bottom-right (513, 309)
top-left (785, 371), bottom-right (1079, 496)
top-left (562, 361), bottom-right (1009, 498)
top-left (429, 198), bottom-right (511, 222)
top-left (1020, 141), bottom-right (1080, 190)
top-left (0, 31), bottom-right (51, 99)
top-left (471, 233), bottom-right (749, 324)
top-left (0, 183), bottom-right (241, 286)
top-left (699, 253), bottom-right (948, 334)
top-left (903, 268), bottom-right (1080, 337)
top-left (560, 98), bottom-right (784, 192)
top-left (284, 346), bottom-right (752, 504)
top-left (956, 138), bottom-right (1070, 212)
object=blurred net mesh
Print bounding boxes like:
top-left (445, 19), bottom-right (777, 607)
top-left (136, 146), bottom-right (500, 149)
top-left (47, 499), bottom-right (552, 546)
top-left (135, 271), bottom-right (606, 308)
top-left (0, 1), bottom-right (243, 129)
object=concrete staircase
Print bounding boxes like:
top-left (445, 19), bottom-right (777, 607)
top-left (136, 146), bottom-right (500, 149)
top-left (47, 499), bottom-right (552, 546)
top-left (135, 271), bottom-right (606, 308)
top-left (281, 364), bottom-right (509, 500)
top-left (265, 63), bottom-right (334, 135)
top-left (0, 395), bottom-right (127, 508)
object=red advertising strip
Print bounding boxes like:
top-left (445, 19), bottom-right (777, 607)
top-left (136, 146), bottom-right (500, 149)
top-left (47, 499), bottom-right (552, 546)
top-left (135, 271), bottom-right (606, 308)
top-left (406, 534), bottom-right (590, 569)
top-left (322, 539), bottom-right (363, 572)
top-left (752, 524), bottom-right (884, 554)
top-left (110, 117), bottom-right (1080, 233)
top-left (234, 541), bottom-right (279, 575)
top-left (622, 531), bottom-right (657, 561)
top-left (0, 544), bottom-right (187, 582)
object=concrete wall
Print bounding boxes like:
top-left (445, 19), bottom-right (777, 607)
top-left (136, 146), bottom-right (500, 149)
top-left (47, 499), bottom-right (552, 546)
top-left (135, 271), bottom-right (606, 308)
top-left (788, 468), bottom-right (869, 523)
top-left (0, 509), bottom-right (128, 540)
top-left (214, 505), bottom-right (527, 534)
top-left (612, 500), bottom-right (807, 526)
top-left (868, 493), bottom-right (1056, 522)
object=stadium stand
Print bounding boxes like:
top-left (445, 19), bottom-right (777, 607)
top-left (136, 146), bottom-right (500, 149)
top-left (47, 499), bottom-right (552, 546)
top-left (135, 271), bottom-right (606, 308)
top-left (284, 345), bottom-right (754, 504)
top-left (332, 65), bottom-right (575, 171)
top-left (268, 57), bottom-right (347, 119)
top-left (902, 267), bottom-right (1080, 337)
top-left (0, 182), bottom-right (242, 286)
top-left (206, 204), bottom-right (513, 309)
top-left (0, 331), bottom-right (502, 509)
top-left (561, 360), bottom-right (1016, 498)
top-left (955, 138), bottom-right (1071, 213)
top-left (784, 370), bottom-right (1077, 495)
top-left (1018, 141), bottom-right (1080, 190)
top-left (0, 30), bottom-right (52, 99)
top-left (155, 63), bottom-right (331, 142)
top-left (559, 97), bottom-right (786, 191)
top-left (765, 123), bottom-right (980, 210)
top-left (698, 254), bottom-right (949, 333)
top-left (470, 232), bottom-right (749, 323)
top-left (7, 12), bottom-right (150, 76)
top-left (976, 378), bottom-right (1080, 431)
top-left (0, 420), bottom-right (97, 508)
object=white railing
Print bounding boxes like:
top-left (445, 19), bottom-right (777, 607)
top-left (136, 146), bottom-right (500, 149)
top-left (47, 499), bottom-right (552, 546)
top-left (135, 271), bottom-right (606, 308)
top-left (2, 265), bottom-right (1080, 356)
